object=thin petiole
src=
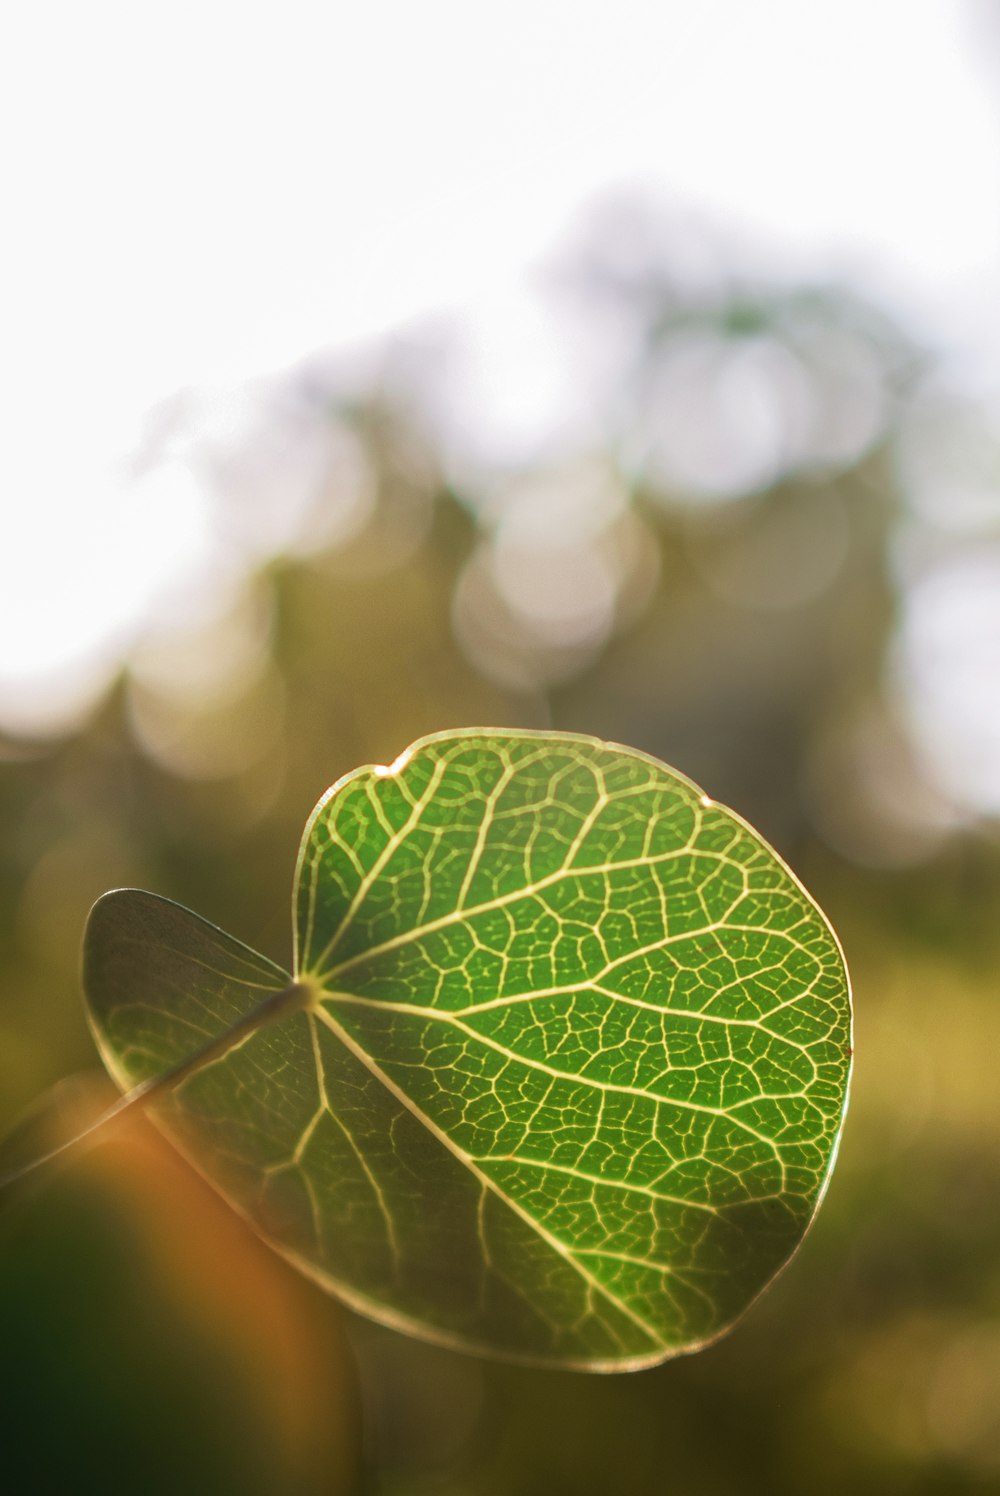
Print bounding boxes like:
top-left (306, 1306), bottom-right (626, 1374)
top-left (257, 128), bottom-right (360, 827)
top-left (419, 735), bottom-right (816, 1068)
top-left (0, 980), bottom-right (314, 1195)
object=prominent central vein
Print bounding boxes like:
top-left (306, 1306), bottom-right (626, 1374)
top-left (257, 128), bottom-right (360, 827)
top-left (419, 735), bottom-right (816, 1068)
top-left (311, 841), bottom-right (748, 985)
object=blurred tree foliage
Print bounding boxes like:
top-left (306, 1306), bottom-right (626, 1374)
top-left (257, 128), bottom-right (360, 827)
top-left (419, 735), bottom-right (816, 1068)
top-left (3, 205), bottom-right (1000, 1494)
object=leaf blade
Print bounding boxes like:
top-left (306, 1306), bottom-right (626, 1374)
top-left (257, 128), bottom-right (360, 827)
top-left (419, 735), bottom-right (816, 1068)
top-left (299, 730), bottom-right (851, 1364)
top-left (84, 731), bottom-right (852, 1369)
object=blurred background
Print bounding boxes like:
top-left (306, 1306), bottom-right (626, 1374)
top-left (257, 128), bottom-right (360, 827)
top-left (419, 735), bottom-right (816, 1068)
top-left (4, 1), bottom-right (1000, 1491)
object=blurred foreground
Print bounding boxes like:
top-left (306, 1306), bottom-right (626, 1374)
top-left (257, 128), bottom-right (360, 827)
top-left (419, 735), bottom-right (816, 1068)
top-left (3, 208), bottom-right (1000, 1493)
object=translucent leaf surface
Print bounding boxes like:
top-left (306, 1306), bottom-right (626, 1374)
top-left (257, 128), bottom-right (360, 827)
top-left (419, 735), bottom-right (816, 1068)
top-left (84, 730), bottom-right (852, 1370)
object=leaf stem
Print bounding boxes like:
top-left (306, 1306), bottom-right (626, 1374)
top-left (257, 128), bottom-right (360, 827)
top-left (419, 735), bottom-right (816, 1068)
top-left (0, 980), bottom-right (314, 1195)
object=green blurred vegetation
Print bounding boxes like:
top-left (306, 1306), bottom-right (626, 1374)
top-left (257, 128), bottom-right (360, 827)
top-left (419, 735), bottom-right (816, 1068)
top-left (3, 206), bottom-right (1000, 1493)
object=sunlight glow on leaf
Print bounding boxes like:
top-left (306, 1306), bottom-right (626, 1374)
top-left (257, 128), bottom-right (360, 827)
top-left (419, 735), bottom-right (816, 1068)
top-left (83, 730), bottom-right (852, 1370)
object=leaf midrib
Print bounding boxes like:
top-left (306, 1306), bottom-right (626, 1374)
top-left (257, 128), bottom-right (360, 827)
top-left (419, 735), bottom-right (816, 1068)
top-left (308, 841), bottom-right (764, 985)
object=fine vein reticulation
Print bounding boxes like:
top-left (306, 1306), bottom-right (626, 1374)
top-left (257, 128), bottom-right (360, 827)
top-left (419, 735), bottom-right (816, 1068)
top-left (83, 730), bottom-right (852, 1370)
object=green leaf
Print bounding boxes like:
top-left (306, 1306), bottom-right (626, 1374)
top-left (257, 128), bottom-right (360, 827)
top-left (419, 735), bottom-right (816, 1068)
top-left (83, 729), bottom-right (852, 1370)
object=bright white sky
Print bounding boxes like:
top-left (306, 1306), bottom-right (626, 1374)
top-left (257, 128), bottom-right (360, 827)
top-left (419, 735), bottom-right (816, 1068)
top-left (2, 0), bottom-right (999, 732)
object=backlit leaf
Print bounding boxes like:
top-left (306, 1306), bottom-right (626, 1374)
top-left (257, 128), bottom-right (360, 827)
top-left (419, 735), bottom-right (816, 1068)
top-left (83, 729), bottom-right (852, 1370)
